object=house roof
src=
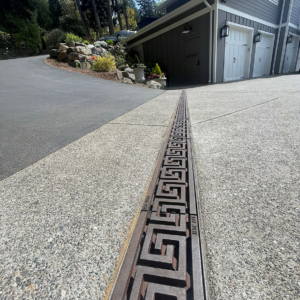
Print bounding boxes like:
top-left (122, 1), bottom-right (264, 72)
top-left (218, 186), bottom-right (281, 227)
top-left (125, 0), bottom-right (204, 46)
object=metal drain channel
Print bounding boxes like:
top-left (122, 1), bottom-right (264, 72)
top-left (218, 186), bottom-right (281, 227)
top-left (111, 91), bottom-right (205, 300)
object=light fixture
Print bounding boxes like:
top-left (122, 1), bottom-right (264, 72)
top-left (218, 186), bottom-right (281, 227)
top-left (287, 33), bottom-right (293, 44)
top-left (220, 21), bottom-right (230, 38)
top-left (182, 23), bottom-right (192, 34)
top-left (254, 32), bottom-right (262, 43)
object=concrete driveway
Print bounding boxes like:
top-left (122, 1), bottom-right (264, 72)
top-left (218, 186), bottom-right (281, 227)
top-left (187, 74), bottom-right (300, 300)
top-left (0, 56), bottom-right (164, 181)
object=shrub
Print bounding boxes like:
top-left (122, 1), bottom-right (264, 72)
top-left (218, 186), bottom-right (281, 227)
top-left (0, 31), bottom-right (13, 48)
top-left (44, 28), bottom-right (66, 49)
top-left (83, 40), bottom-right (89, 45)
top-left (113, 47), bottom-right (127, 70)
top-left (65, 32), bottom-right (82, 43)
top-left (151, 63), bottom-right (162, 76)
top-left (92, 54), bottom-right (116, 72)
top-left (14, 18), bottom-right (41, 54)
top-left (106, 39), bottom-right (114, 46)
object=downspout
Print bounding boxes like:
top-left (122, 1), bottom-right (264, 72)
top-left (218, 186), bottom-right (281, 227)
top-left (272, 0), bottom-right (286, 74)
top-left (204, 0), bottom-right (213, 83)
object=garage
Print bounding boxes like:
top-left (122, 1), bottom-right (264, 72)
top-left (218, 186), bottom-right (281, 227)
top-left (253, 31), bottom-right (275, 77)
top-left (283, 33), bottom-right (300, 73)
top-left (223, 23), bottom-right (254, 82)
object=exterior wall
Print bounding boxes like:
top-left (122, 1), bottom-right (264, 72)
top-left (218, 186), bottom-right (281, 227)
top-left (290, 0), bottom-right (300, 26)
top-left (216, 10), bottom-right (279, 83)
top-left (222, 0), bottom-right (283, 24)
top-left (282, 0), bottom-right (293, 23)
top-left (274, 26), bottom-right (287, 73)
top-left (143, 13), bottom-right (210, 86)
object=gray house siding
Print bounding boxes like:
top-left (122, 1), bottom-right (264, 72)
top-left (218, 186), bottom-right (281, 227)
top-left (282, 0), bottom-right (292, 23)
top-left (216, 10), bottom-right (279, 83)
top-left (143, 13), bottom-right (210, 86)
top-left (274, 26), bottom-right (286, 73)
top-left (290, 0), bottom-right (300, 25)
top-left (221, 0), bottom-right (283, 24)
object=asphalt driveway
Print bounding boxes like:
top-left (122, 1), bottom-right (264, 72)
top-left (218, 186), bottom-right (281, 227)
top-left (0, 56), bottom-right (164, 181)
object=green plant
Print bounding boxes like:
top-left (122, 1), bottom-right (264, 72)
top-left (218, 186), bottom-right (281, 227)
top-left (44, 28), bottom-right (66, 49)
top-left (76, 61), bottom-right (79, 69)
top-left (0, 31), bottom-right (13, 48)
top-left (151, 63), bottom-right (162, 76)
top-left (65, 32), bottom-right (82, 43)
top-left (92, 54), bottom-right (116, 71)
top-left (132, 54), bottom-right (145, 68)
top-left (13, 15), bottom-right (41, 54)
top-left (106, 39), bottom-right (114, 46)
top-left (83, 40), bottom-right (89, 45)
top-left (115, 54), bottom-right (126, 69)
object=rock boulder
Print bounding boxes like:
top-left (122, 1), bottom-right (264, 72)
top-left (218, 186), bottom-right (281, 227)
top-left (66, 41), bottom-right (75, 47)
top-left (122, 78), bottom-right (133, 84)
top-left (67, 52), bottom-right (79, 61)
top-left (67, 47), bottom-right (75, 53)
top-left (58, 44), bottom-right (69, 53)
top-left (68, 60), bottom-right (80, 68)
top-left (92, 47), bottom-right (108, 57)
top-left (75, 42), bottom-right (86, 47)
top-left (49, 49), bottom-right (59, 58)
top-left (80, 62), bottom-right (91, 69)
top-left (125, 67), bottom-right (134, 74)
top-left (74, 46), bottom-right (92, 55)
top-left (147, 80), bottom-right (162, 89)
top-left (58, 50), bottom-right (68, 61)
top-left (115, 70), bottom-right (123, 80)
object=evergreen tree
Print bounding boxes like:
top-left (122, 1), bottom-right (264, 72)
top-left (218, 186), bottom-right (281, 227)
top-left (136, 0), bottom-right (156, 21)
top-left (0, 0), bottom-right (36, 32)
top-left (49, 0), bottom-right (62, 28)
top-left (127, 0), bottom-right (140, 23)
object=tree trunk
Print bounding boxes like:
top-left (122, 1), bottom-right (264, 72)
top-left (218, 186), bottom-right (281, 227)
top-left (91, 0), bottom-right (103, 37)
top-left (123, 1), bottom-right (129, 29)
top-left (115, 0), bottom-right (123, 30)
top-left (75, 0), bottom-right (90, 37)
top-left (106, 0), bottom-right (115, 35)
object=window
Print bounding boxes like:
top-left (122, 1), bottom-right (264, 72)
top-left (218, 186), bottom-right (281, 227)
top-left (269, 0), bottom-right (279, 5)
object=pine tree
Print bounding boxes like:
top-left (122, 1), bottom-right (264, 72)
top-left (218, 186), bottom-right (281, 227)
top-left (49, 0), bottom-right (62, 28)
top-left (136, 0), bottom-right (156, 21)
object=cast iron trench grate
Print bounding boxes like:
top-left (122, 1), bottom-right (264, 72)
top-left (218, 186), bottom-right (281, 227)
top-left (111, 91), bottom-right (205, 300)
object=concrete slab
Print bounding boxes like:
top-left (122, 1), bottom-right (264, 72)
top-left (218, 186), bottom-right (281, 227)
top-left (0, 92), bottom-right (179, 299)
top-left (187, 75), bottom-right (300, 300)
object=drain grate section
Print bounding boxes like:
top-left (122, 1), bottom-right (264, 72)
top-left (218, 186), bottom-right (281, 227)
top-left (111, 91), bottom-right (205, 300)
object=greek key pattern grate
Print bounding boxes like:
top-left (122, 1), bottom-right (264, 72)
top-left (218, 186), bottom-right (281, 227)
top-left (111, 91), bottom-right (205, 300)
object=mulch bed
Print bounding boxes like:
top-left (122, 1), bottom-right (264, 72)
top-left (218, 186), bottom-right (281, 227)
top-left (45, 57), bottom-right (118, 82)
top-left (45, 57), bottom-right (147, 88)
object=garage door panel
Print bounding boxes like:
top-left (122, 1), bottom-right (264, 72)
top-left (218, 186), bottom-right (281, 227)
top-left (253, 33), bottom-right (274, 77)
top-left (283, 36), bottom-right (300, 73)
top-left (224, 26), bottom-right (252, 82)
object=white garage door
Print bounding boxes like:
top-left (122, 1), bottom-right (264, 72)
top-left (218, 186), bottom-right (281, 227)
top-left (253, 33), bottom-right (275, 77)
top-left (283, 36), bottom-right (300, 73)
top-left (224, 26), bottom-right (253, 81)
